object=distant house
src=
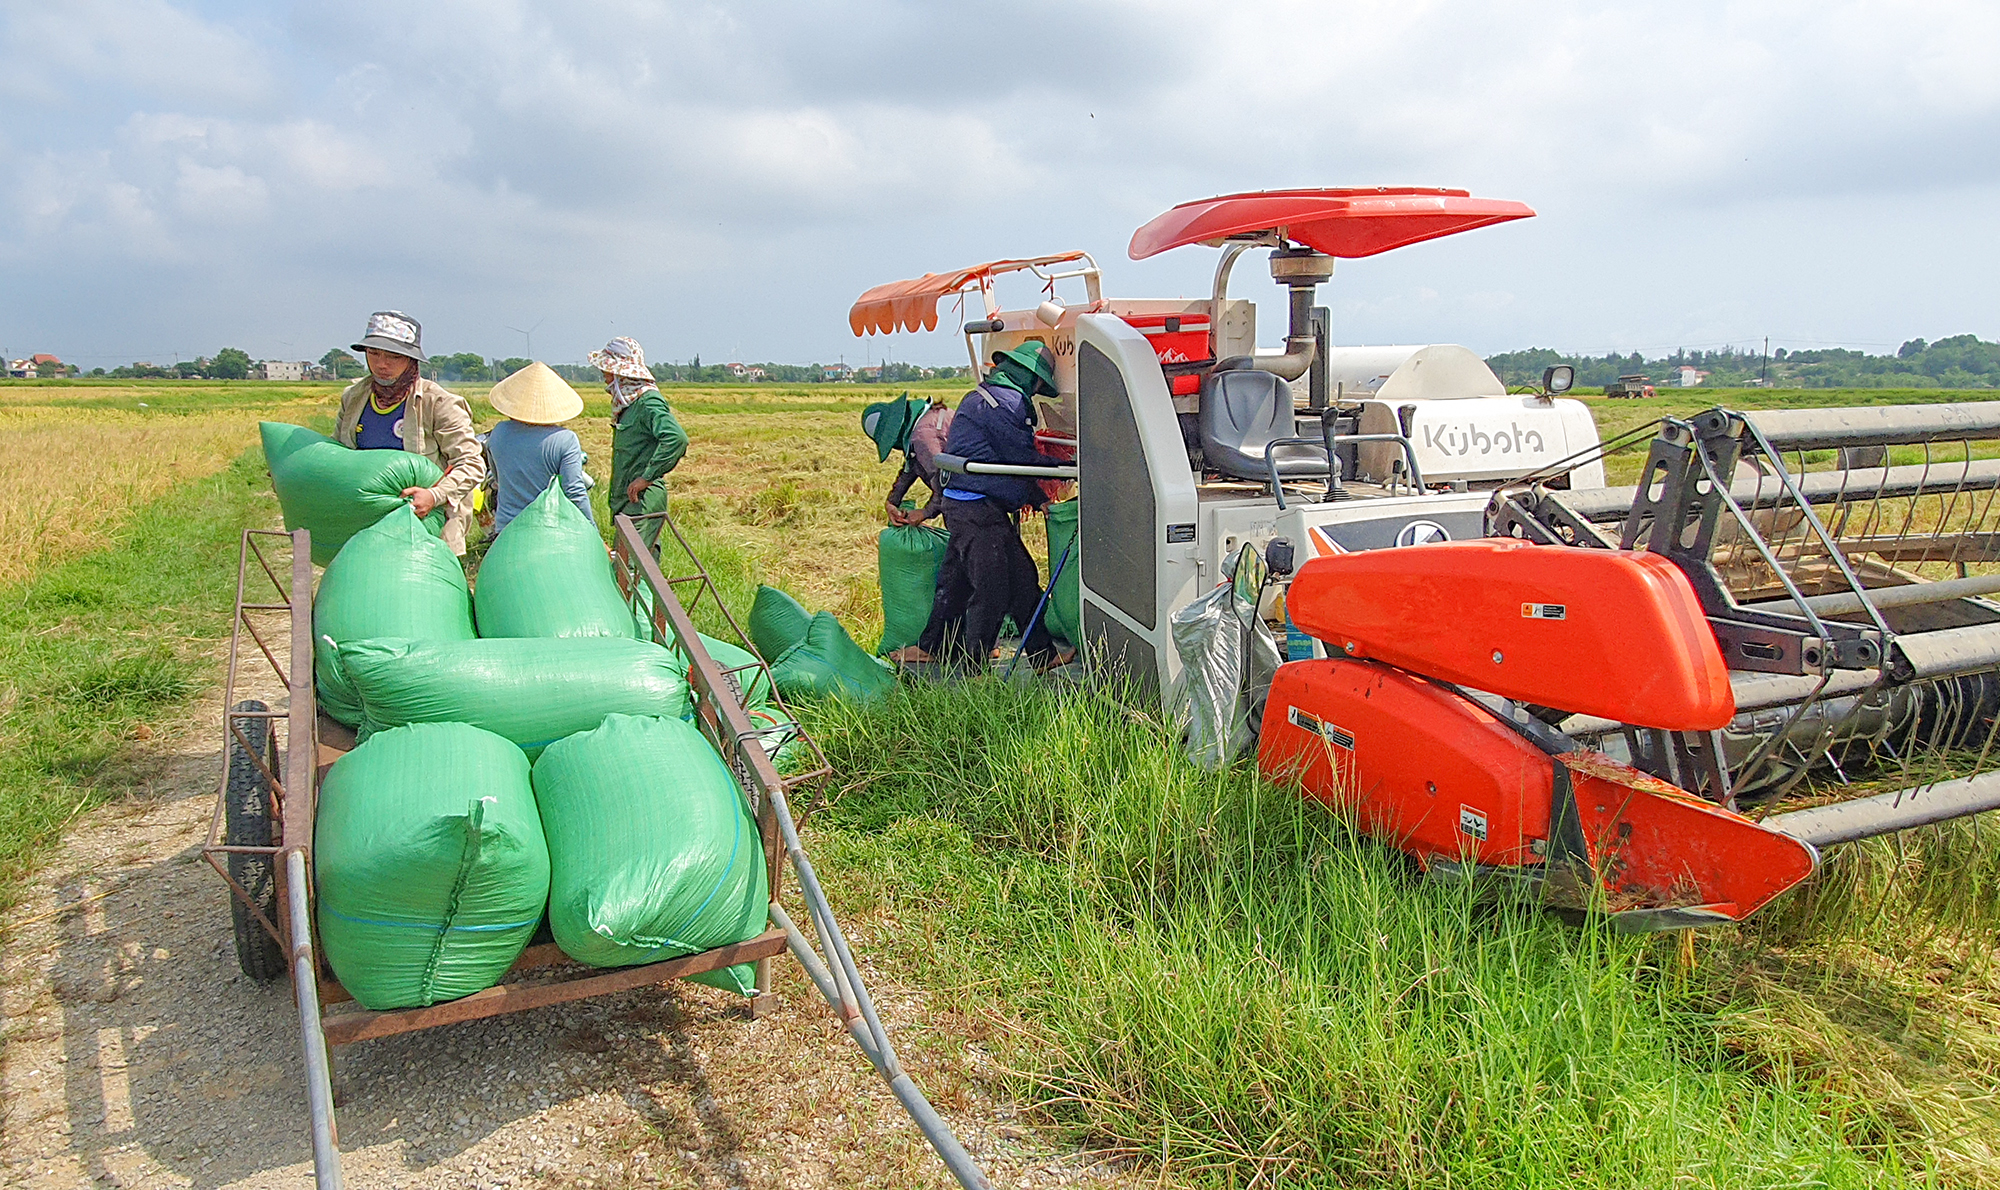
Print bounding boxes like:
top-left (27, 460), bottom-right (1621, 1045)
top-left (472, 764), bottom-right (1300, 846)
top-left (31, 353), bottom-right (64, 376)
top-left (6, 359), bottom-right (34, 378)
top-left (1676, 366), bottom-right (1710, 388)
top-left (726, 362), bottom-right (765, 380)
top-left (258, 360), bottom-right (306, 381)
top-left (820, 362), bottom-right (853, 381)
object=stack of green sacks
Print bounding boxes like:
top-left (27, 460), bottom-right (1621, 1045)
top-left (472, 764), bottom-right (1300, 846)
top-left (313, 506), bottom-right (475, 727)
top-left (261, 422), bottom-right (445, 565)
top-left (747, 585), bottom-right (895, 703)
top-left (475, 481), bottom-right (636, 640)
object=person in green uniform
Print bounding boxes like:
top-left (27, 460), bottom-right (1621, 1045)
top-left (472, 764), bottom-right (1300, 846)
top-left (590, 336), bottom-right (688, 551)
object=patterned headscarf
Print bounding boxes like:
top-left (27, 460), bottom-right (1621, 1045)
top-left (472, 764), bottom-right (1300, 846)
top-left (589, 336), bottom-right (658, 414)
top-left (368, 354), bottom-right (420, 406)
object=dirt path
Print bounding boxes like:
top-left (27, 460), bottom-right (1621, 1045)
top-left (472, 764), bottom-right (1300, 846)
top-left (0, 695), bottom-right (1134, 1188)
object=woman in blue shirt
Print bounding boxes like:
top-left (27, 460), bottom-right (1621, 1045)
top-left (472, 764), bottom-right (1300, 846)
top-left (484, 362), bottom-right (594, 533)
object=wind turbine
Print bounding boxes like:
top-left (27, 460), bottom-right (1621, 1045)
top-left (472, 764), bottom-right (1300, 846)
top-left (505, 318), bottom-right (545, 361)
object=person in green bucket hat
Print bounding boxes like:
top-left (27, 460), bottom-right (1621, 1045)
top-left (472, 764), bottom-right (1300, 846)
top-left (862, 392), bottom-right (955, 527)
top-left (889, 339), bottom-right (1067, 669)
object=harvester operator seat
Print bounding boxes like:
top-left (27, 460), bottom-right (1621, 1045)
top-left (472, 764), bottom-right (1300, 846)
top-left (1198, 365), bottom-right (1330, 483)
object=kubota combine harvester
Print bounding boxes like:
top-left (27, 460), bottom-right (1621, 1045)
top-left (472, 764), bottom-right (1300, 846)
top-left (852, 188), bottom-right (2000, 930)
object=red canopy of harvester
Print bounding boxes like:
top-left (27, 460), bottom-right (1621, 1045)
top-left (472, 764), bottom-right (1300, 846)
top-left (1128, 188), bottom-right (1534, 260)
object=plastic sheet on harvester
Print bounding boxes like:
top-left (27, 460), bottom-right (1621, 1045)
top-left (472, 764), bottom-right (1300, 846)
top-left (313, 505), bottom-right (475, 727)
top-left (315, 722), bottom-right (549, 1010)
top-left (1169, 547), bottom-right (1282, 770)
top-left (260, 422), bottom-right (445, 565)
top-left (532, 714), bottom-right (768, 992)
top-left (334, 636), bottom-right (692, 755)
top-left (475, 480), bottom-right (637, 640)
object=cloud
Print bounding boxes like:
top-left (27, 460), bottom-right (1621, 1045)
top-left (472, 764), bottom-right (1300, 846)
top-left (0, 0), bottom-right (1994, 367)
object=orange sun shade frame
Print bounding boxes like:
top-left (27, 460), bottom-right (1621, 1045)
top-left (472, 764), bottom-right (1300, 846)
top-left (849, 252), bottom-right (1090, 337)
top-left (1128, 188), bottom-right (1535, 261)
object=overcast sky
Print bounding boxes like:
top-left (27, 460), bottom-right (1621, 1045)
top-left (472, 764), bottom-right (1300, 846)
top-left (3, 0), bottom-right (1996, 369)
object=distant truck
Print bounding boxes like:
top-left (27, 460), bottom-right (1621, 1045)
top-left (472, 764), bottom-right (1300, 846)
top-left (1604, 374), bottom-right (1656, 399)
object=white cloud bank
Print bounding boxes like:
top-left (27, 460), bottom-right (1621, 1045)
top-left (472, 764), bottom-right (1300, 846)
top-left (0, 0), bottom-right (1994, 366)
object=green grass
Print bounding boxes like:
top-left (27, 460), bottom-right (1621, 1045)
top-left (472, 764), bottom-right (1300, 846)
top-left (798, 679), bottom-right (2000, 1187)
top-left (0, 450), bottom-right (275, 909)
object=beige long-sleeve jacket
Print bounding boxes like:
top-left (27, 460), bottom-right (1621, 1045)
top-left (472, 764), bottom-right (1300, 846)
top-left (334, 377), bottom-right (486, 554)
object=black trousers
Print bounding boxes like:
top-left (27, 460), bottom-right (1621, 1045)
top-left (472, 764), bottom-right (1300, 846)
top-left (917, 497), bottom-right (1056, 667)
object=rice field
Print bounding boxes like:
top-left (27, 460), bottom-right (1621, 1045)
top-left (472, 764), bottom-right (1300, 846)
top-left (4, 376), bottom-right (2000, 1186)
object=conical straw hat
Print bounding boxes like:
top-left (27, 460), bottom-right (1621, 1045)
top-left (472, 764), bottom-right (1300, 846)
top-left (489, 361), bottom-right (584, 425)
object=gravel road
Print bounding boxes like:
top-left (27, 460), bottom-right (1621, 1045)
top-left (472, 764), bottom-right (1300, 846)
top-left (0, 699), bottom-right (1137, 1189)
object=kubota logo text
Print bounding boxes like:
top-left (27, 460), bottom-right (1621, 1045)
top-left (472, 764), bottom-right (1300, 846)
top-left (1422, 422), bottom-right (1548, 456)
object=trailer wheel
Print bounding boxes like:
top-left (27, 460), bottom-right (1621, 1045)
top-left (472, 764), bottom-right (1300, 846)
top-left (225, 700), bottom-right (286, 982)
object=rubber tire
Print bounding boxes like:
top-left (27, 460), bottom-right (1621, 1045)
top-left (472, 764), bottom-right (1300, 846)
top-left (225, 700), bottom-right (286, 982)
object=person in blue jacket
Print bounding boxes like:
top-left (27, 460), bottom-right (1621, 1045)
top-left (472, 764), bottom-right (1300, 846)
top-left (894, 341), bottom-right (1067, 670)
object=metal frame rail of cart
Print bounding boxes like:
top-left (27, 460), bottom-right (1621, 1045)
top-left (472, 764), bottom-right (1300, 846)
top-left (205, 516), bottom-right (991, 1190)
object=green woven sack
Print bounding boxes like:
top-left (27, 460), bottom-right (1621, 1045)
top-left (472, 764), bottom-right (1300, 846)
top-left (315, 723), bottom-right (549, 1010)
top-left (261, 422), bottom-right (444, 565)
top-left (747, 585), bottom-right (812, 661)
top-left (876, 524), bottom-right (948, 655)
top-left (335, 636), bottom-right (691, 754)
top-left (313, 506), bottom-right (474, 727)
top-left (532, 714), bottom-right (768, 993)
top-left (770, 611), bottom-right (897, 703)
top-left (1044, 499), bottom-right (1080, 646)
top-left (475, 480), bottom-right (635, 640)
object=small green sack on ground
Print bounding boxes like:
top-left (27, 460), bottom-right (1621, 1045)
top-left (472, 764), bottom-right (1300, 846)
top-left (747, 585), bottom-right (812, 660)
top-left (315, 722), bottom-right (549, 1010)
top-left (335, 636), bottom-right (691, 754)
top-left (314, 506), bottom-right (474, 726)
top-left (876, 523), bottom-right (948, 655)
top-left (532, 714), bottom-right (768, 993)
top-left (1044, 499), bottom-right (1080, 647)
top-left (770, 611), bottom-right (897, 703)
top-left (261, 422), bottom-right (444, 565)
top-left (475, 480), bottom-right (635, 640)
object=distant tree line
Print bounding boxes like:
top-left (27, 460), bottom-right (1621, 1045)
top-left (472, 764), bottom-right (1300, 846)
top-left (317, 348), bottom-right (968, 386)
top-left (1487, 335), bottom-right (2000, 390)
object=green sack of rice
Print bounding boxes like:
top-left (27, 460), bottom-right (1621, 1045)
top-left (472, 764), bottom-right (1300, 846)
top-left (315, 722), bottom-right (548, 1010)
top-left (678, 632), bottom-right (774, 708)
top-left (313, 506), bottom-right (474, 727)
top-left (260, 421), bottom-right (444, 565)
top-left (474, 480), bottom-right (635, 640)
top-left (335, 636), bottom-right (691, 755)
top-left (532, 714), bottom-right (768, 993)
top-left (875, 523), bottom-right (948, 656)
top-left (769, 611), bottom-right (896, 703)
top-left (746, 584), bottom-right (812, 661)
top-left (1043, 499), bottom-right (1080, 647)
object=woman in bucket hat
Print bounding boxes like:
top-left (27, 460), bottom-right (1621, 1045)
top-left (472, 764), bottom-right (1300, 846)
top-left (334, 310), bottom-right (487, 554)
top-left (862, 392), bottom-right (955, 526)
top-left (589, 336), bottom-right (687, 550)
top-left (485, 361), bottom-right (594, 534)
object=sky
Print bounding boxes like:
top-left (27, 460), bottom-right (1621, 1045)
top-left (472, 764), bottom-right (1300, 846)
top-left (2, 0), bottom-right (1996, 370)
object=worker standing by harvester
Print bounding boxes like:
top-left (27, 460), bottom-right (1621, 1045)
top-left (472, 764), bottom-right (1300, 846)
top-left (335, 310), bottom-right (486, 555)
top-left (591, 336), bottom-right (688, 552)
top-left (863, 392), bottom-right (955, 526)
top-left (896, 341), bottom-right (1066, 670)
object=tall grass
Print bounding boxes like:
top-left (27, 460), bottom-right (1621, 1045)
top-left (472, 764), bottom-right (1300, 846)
top-left (800, 679), bottom-right (2000, 1187)
top-left (0, 451), bottom-right (274, 910)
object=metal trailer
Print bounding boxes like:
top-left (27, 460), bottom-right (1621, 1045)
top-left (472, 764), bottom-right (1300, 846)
top-left (206, 514), bottom-right (990, 1189)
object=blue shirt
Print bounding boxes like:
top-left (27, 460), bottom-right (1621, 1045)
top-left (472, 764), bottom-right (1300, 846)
top-left (355, 397), bottom-right (404, 449)
top-left (488, 420), bottom-right (594, 532)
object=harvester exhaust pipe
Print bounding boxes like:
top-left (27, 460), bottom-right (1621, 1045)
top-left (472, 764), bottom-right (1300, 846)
top-left (1210, 241), bottom-right (1333, 381)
